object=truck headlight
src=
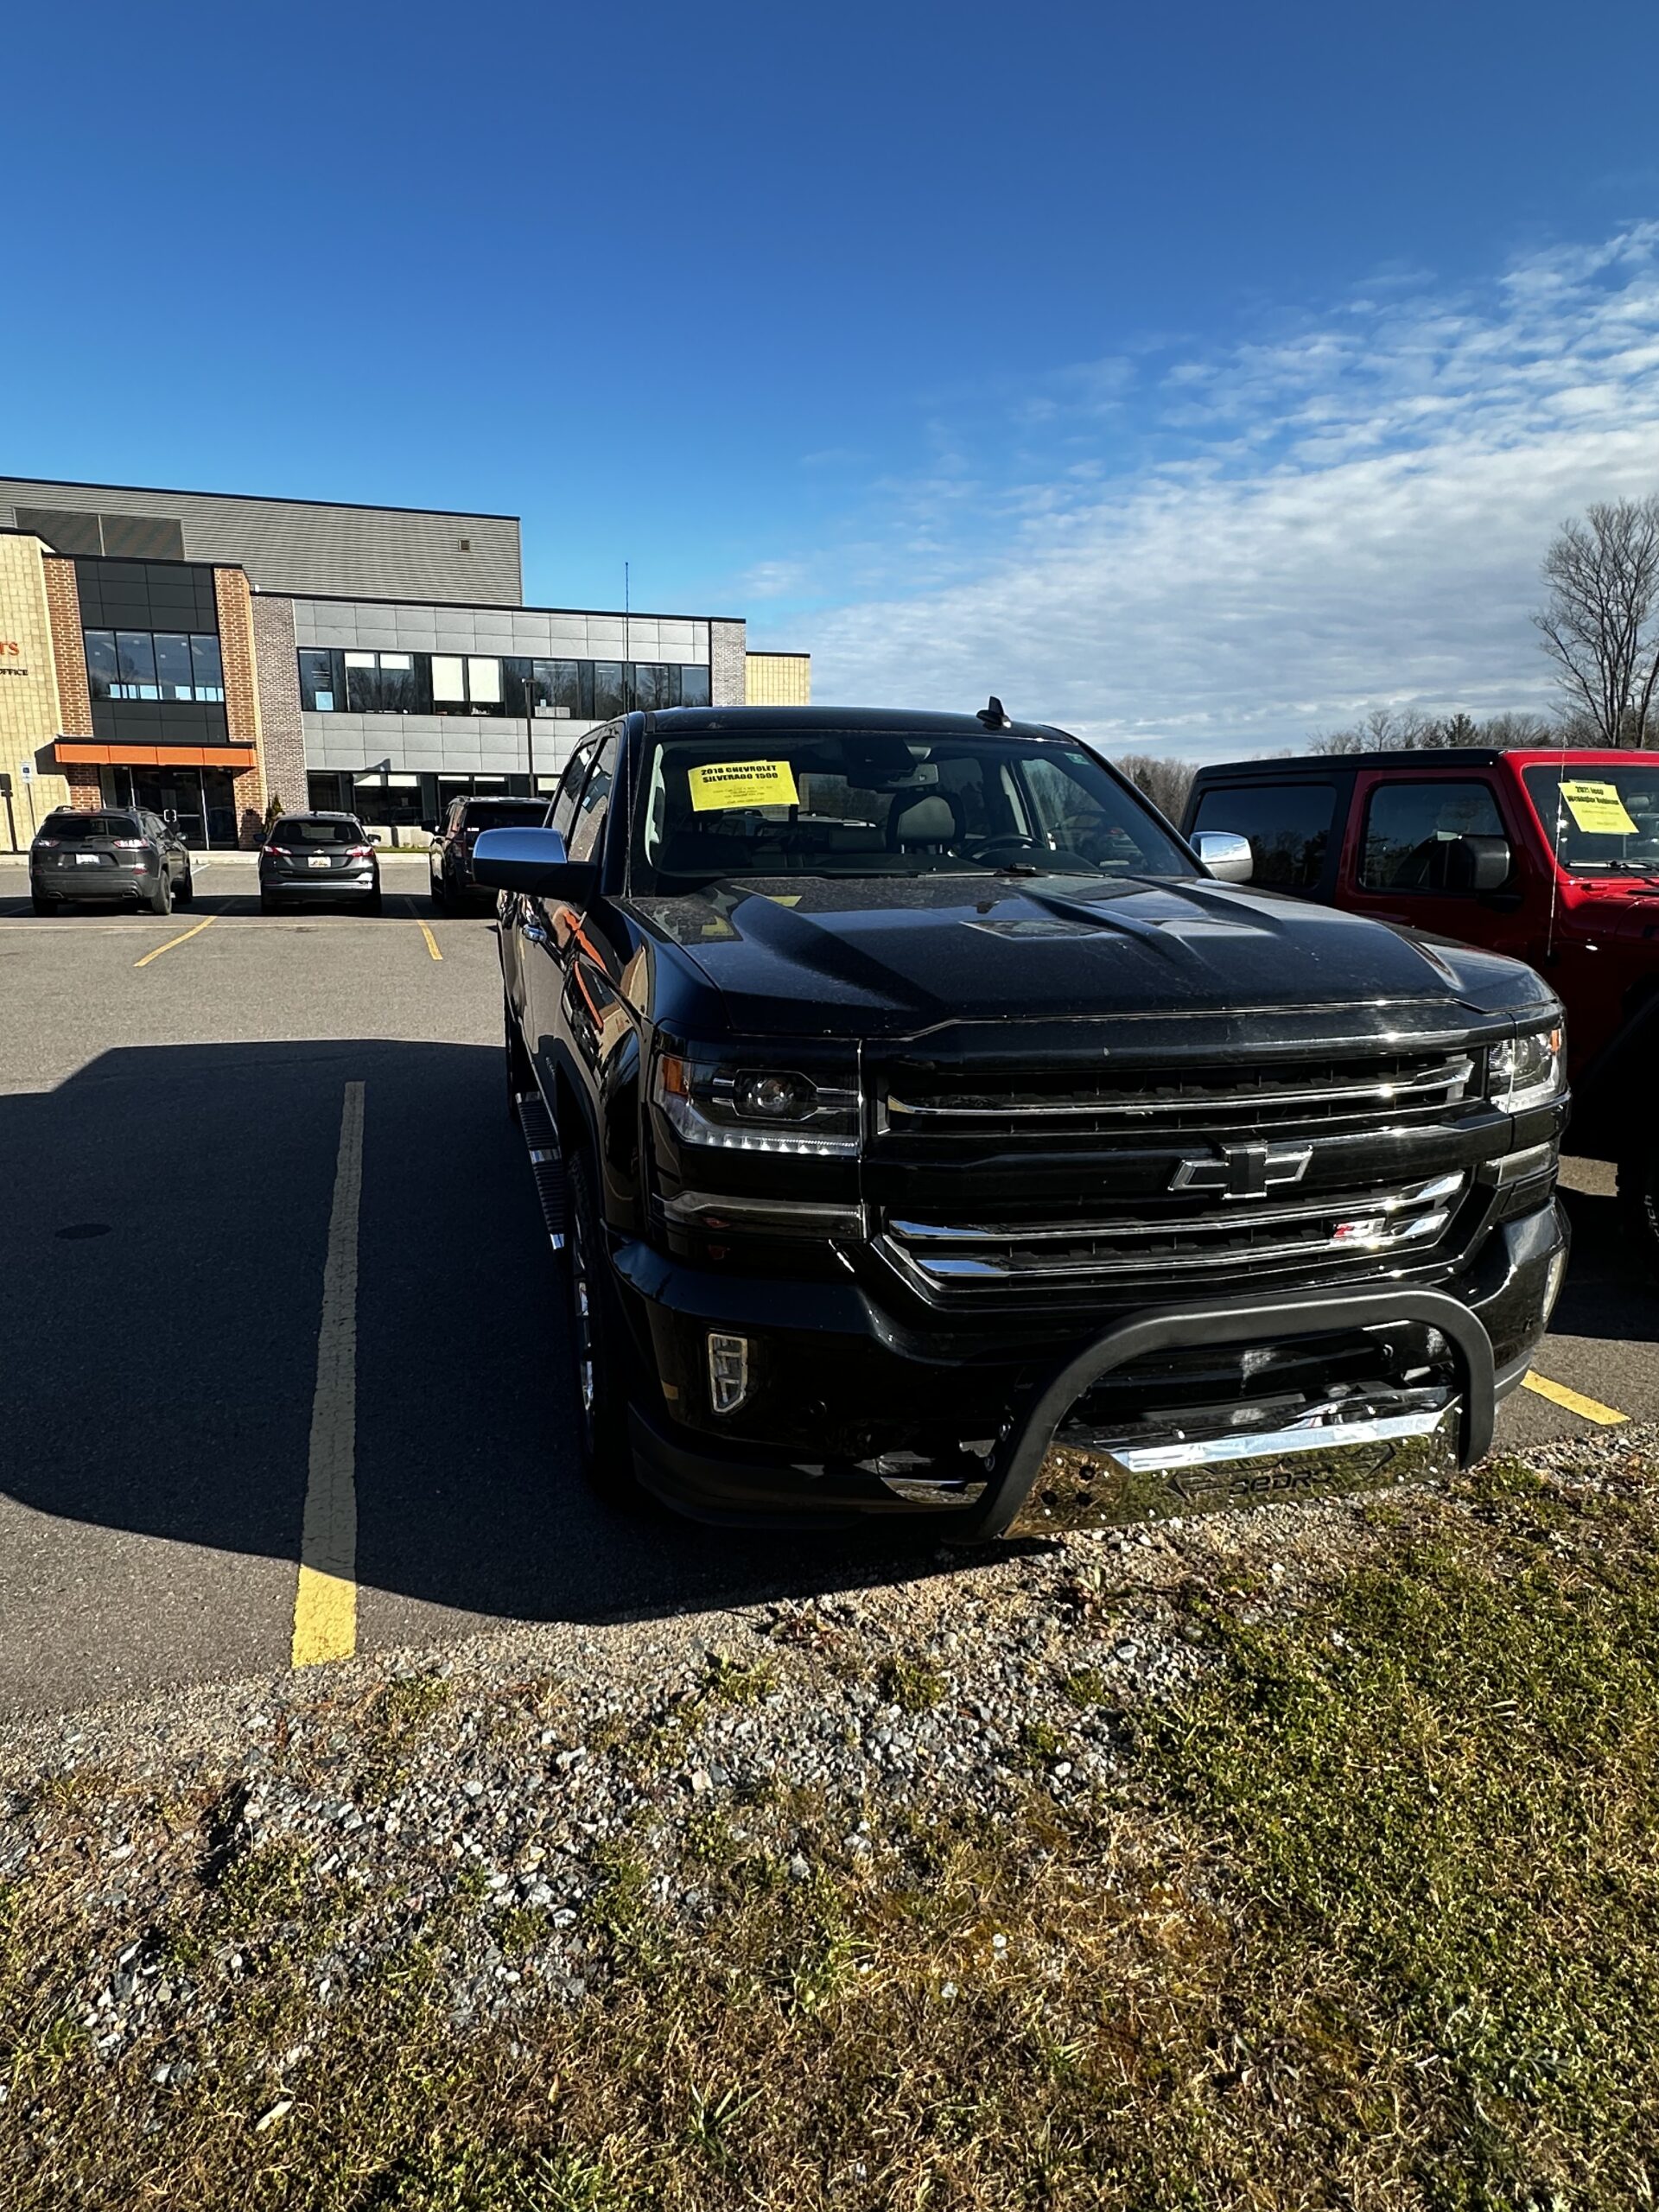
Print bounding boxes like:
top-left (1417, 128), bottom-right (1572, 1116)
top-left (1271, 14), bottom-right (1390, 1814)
top-left (653, 1046), bottom-right (861, 1157)
top-left (1489, 1023), bottom-right (1566, 1114)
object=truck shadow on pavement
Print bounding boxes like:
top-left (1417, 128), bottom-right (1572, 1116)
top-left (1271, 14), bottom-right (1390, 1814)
top-left (0, 1039), bottom-right (958, 1645)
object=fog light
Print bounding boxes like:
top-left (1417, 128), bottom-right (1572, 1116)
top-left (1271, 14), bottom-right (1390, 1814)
top-left (707, 1332), bottom-right (751, 1415)
top-left (1543, 1242), bottom-right (1569, 1325)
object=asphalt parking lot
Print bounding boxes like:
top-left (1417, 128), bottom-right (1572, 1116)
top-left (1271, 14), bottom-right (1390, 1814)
top-left (1, 850), bottom-right (1656, 1719)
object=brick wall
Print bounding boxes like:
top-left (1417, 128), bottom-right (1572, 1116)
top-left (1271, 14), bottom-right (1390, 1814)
top-left (42, 558), bottom-right (92, 736)
top-left (249, 593), bottom-right (307, 829)
top-left (213, 567), bottom-right (268, 845)
top-left (710, 619), bottom-right (747, 708)
top-left (745, 652), bottom-right (811, 705)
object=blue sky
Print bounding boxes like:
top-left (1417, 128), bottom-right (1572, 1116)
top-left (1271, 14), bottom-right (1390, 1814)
top-left (10, 0), bottom-right (1659, 757)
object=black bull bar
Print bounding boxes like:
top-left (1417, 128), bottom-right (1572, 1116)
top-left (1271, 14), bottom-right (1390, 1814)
top-left (957, 1287), bottom-right (1496, 1541)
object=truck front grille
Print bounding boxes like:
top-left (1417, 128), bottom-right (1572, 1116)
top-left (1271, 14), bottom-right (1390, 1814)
top-left (882, 1046), bottom-right (1476, 1141)
top-left (878, 1171), bottom-right (1466, 1296)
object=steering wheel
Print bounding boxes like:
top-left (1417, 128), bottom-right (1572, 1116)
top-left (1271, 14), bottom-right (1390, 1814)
top-left (965, 834), bottom-right (1096, 871)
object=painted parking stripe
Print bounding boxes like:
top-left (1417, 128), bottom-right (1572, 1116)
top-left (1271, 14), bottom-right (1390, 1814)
top-left (1520, 1370), bottom-right (1629, 1427)
top-left (404, 897), bottom-right (442, 960)
top-left (291, 1080), bottom-right (365, 1668)
top-left (133, 912), bottom-right (219, 968)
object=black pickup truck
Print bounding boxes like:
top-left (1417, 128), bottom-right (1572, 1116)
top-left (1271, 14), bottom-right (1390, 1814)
top-left (477, 705), bottom-right (1569, 1537)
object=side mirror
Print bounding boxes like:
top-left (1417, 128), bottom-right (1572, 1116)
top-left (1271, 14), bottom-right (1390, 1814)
top-left (1450, 834), bottom-right (1511, 893)
top-left (472, 825), bottom-right (597, 904)
top-left (1194, 830), bottom-right (1254, 884)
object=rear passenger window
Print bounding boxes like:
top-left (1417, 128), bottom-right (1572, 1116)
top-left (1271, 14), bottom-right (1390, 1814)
top-left (1192, 783), bottom-right (1336, 889)
top-left (1360, 780), bottom-right (1505, 892)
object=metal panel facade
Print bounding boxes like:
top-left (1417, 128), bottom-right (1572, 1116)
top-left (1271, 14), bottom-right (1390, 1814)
top-left (0, 480), bottom-right (521, 604)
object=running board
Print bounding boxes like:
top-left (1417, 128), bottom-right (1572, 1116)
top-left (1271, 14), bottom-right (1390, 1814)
top-left (517, 1092), bottom-right (567, 1252)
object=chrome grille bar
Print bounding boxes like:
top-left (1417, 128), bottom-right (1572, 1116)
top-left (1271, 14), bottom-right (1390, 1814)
top-left (880, 1172), bottom-right (1467, 1289)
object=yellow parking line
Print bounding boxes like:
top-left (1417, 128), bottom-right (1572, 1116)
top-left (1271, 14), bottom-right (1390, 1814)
top-left (133, 912), bottom-right (218, 968)
top-left (1521, 1370), bottom-right (1629, 1427)
top-left (404, 898), bottom-right (442, 960)
top-left (292, 1081), bottom-right (365, 1667)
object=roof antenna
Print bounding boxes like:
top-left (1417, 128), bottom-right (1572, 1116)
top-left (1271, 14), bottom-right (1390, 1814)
top-left (976, 695), bottom-right (1012, 730)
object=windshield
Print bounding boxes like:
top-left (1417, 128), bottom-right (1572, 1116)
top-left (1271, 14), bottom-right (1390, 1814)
top-left (632, 728), bottom-right (1192, 889)
top-left (1522, 761), bottom-right (1659, 876)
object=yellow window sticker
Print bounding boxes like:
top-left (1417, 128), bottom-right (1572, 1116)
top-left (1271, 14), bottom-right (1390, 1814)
top-left (688, 760), bottom-right (800, 813)
top-left (1559, 779), bottom-right (1638, 836)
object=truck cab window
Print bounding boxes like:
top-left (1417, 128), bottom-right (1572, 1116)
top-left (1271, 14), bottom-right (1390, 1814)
top-left (566, 735), bottom-right (619, 866)
top-left (1361, 780), bottom-right (1505, 893)
top-left (551, 741), bottom-right (599, 843)
top-left (1192, 782), bottom-right (1336, 889)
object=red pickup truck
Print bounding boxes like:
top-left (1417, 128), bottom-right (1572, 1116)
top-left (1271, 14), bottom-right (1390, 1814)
top-left (1183, 747), bottom-right (1659, 1269)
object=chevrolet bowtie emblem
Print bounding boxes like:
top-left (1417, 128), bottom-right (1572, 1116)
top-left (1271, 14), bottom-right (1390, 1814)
top-left (1169, 1142), bottom-right (1313, 1201)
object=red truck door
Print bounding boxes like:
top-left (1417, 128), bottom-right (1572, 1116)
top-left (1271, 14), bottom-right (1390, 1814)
top-left (1338, 766), bottom-right (1541, 963)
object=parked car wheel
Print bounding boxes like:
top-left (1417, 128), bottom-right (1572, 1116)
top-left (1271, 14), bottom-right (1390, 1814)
top-left (175, 868), bottom-right (194, 907)
top-left (1621, 1146), bottom-right (1659, 1281)
top-left (366, 888), bottom-right (384, 916)
top-left (566, 1145), bottom-right (639, 1503)
top-left (260, 890), bottom-right (279, 915)
top-left (30, 891), bottom-right (57, 915)
top-left (148, 872), bottom-right (173, 917)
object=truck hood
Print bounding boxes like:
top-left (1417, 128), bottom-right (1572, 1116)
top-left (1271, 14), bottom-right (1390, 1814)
top-left (630, 874), bottom-right (1553, 1038)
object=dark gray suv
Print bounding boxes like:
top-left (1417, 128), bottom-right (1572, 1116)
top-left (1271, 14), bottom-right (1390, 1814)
top-left (259, 813), bottom-right (382, 913)
top-left (29, 807), bottom-right (194, 915)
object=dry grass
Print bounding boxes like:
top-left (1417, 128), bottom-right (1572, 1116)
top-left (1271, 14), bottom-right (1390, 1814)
top-left (3, 1446), bottom-right (1658, 2208)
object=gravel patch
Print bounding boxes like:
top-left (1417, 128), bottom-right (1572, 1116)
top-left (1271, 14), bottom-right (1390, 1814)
top-left (3, 1430), bottom-right (1649, 2077)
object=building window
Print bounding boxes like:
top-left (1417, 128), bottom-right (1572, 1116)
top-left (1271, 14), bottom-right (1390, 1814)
top-left (344, 651), bottom-right (425, 714)
top-left (429, 654), bottom-right (505, 715)
top-left (592, 661), bottom-right (626, 720)
top-left (629, 662), bottom-right (674, 712)
top-left (296, 646), bottom-right (715, 720)
top-left (84, 627), bottom-right (225, 703)
top-left (298, 648), bottom-right (341, 712)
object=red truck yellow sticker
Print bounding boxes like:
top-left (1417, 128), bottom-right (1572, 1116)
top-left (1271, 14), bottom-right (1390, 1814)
top-left (1560, 779), bottom-right (1638, 836)
top-left (688, 760), bottom-right (800, 812)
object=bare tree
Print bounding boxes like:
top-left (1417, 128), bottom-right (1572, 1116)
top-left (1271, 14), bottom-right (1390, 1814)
top-left (1534, 496), bottom-right (1659, 747)
top-left (1309, 706), bottom-right (1554, 754)
top-left (1308, 707), bottom-right (1441, 754)
top-left (1112, 752), bottom-right (1196, 822)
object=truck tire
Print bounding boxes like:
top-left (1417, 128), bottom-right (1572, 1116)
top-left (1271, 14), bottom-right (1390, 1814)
top-left (566, 1145), bottom-right (639, 1503)
top-left (1621, 1147), bottom-right (1659, 1281)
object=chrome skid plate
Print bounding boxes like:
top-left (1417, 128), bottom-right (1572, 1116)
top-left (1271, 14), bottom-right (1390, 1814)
top-left (1004, 1398), bottom-right (1461, 1536)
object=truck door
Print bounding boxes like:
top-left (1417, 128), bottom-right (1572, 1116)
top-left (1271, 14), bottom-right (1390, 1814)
top-left (523, 733), bottom-right (627, 1137)
top-left (1340, 769), bottom-right (1536, 962)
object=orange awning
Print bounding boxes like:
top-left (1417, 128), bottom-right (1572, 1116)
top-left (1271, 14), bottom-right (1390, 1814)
top-left (54, 742), bottom-right (258, 770)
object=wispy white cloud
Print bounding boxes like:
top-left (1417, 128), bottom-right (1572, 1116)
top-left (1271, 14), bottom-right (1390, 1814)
top-left (798, 224), bottom-right (1659, 758)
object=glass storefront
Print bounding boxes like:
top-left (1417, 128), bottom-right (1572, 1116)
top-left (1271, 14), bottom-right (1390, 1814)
top-left (99, 764), bottom-right (243, 849)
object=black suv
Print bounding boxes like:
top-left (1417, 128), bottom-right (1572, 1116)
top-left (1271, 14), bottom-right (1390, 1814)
top-left (478, 706), bottom-right (1569, 1537)
top-left (260, 813), bottom-right (381, 913)
top-left (428, 796), bottom-right (550, 909)
top-left (29, 806), bottom-right (193, 915)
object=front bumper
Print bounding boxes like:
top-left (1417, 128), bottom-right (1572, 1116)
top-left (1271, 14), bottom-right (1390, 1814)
top-left (616, 1198), bottom-right (1567, 1531)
